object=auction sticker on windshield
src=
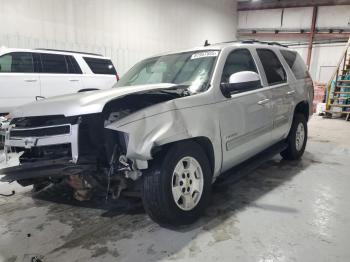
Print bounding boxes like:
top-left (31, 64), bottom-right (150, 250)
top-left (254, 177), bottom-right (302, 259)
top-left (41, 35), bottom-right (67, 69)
top-left (191, 51), bottom-right (219, 60)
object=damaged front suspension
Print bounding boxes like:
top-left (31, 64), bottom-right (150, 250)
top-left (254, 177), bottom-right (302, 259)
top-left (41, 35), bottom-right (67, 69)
top-left (66, 145), bottom-right (142, 202)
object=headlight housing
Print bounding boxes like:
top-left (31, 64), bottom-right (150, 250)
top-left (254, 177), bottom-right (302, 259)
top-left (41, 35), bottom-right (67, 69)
top-left (0, 114), bottom-right (11, 130)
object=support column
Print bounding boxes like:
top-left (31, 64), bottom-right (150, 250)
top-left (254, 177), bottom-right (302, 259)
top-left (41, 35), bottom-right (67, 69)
top-left (306, 6), bottom-right (318, 69)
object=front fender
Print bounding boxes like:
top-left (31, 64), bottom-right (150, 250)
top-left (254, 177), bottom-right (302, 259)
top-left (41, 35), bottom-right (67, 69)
top-left (106, 109), bottom-right (192, 160)
top-left (105, 102), bottom-right (222, 179)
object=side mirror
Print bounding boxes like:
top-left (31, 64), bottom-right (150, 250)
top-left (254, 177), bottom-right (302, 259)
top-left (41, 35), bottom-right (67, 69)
top-left (220, 71), bottom-right (261, 98)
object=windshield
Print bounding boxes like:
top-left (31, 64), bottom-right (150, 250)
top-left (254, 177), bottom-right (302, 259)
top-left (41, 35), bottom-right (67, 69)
top-left (116, 50), bottom-right (219, 93)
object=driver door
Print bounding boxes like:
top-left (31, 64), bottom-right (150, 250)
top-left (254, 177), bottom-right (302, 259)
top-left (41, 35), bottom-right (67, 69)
top-left (218, 48), bottom-right (274, 172)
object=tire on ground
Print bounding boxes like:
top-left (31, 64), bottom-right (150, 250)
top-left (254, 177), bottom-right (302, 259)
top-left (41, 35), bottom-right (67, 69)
top-left (281, 113), bottom-right (308, 160)
top-left (142, 141), bottom-right (212, 227)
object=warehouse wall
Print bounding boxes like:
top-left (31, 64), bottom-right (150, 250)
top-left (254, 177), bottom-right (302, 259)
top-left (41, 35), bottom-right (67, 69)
top-left (0, 0), bottom-right (237, 74)
top-left (291, 43), bottom-right (346, 83)
top-left (238, 5), bottom-right (350, 30)
top-left (238, 5), bottom-right (350, 83)
top-left (238, 7), bottom-right (313, 30)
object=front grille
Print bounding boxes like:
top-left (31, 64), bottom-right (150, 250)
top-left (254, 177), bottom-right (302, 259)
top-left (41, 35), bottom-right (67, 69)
top-left (19, 143), bottom-right (72, 163)
top-left (10, 125), bottom-right (71, 138)
top-left (11, 115), bottom-right (78, 128)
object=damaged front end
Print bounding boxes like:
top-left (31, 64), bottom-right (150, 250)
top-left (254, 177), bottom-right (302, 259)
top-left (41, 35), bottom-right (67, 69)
top-left (0, 89), bottom-right (185, 200)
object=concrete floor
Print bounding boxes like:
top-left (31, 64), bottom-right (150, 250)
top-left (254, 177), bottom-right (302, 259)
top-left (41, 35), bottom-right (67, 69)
top-left (0, 116), bottom-right (349, 262)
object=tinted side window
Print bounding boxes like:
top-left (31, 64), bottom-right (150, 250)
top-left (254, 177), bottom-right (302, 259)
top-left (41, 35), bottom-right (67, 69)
top-left (280, 50), bottom-right (308, 79)
top-left (221, 49), bottom-right (257, 83)
top-left (83, 57), bottom-right (116, 75)
top-left (0, 52), bottom-right (34, 73)
top-left (41, 53), bottom-right (67, 73)
top-left (257, 49), bottom-right (286, 85)
top-left (33, 53), bottom-right (42, 73)
top-left (66, 55), bottom-right (82, 74)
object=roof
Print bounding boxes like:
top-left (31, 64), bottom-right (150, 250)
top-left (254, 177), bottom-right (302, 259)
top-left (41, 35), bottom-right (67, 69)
top-left (150, 40), bottom-right (290, 58)
top-left (0, 47), bottom-right (107, 59)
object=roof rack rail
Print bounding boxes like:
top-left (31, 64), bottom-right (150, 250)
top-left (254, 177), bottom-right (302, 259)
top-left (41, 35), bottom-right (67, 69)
top-left (210, 40), bottom-right (240, 46)
top-left (211, 39), bottom-right (288, 48)
top-left (267, 41), bottom-right (288, 48)
top-left (34, 48), bottom-right (103, 56)
top-left (217, 40), bottom-right (240, 45)
top-left (240, 39), bottom-right (288, 48)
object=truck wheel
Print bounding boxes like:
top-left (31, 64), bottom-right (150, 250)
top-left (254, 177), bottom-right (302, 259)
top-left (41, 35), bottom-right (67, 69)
top-left (142, 141), bottom-right (212, 227)
top-left (281, 114), bottom-right (307, 160)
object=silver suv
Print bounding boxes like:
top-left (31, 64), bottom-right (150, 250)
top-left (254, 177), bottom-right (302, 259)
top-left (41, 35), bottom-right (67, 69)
top-left (1, 41), bottom-right (313, 226)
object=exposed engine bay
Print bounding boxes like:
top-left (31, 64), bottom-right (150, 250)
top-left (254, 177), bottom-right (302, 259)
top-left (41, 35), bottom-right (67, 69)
top-left (1, 88), bottom-right (188, 201)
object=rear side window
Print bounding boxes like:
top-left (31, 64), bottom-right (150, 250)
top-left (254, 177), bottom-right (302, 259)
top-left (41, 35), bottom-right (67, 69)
top-left (83, 57), bottom-right (116, 75)
top-left (257, 49), bottom-right (287, 85)
top-left (66, 55), bottom-right (82, 74)
top-left (41, 53), bottom-right (67, 73)
top-left (280, 50), bottom-right (308, 79)
top-left (0, 52), bottom-right (34, 73)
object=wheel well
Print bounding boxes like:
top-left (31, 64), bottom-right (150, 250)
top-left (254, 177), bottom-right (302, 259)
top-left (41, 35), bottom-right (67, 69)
top-left (152, 137), bottom-right (215, 174)
top-left (193, 137), bottom-right (215, 174)
top-left (294, 101), bottom-right (309, 121)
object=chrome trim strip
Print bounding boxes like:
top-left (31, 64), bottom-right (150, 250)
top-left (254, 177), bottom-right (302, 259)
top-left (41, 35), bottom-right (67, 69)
top-left (226, 123), bottom-right (272, 151)
top-left (10, 123), bottom-right (71, 131)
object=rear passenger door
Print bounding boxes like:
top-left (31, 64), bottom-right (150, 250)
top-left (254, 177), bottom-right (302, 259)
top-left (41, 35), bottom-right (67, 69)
top-left (82, 57), bottom-right (118, 90)
top-left (0, 52), bottom-right (40, 112)
top-left (39, 53), bottom-right (83, 98)
top-left (256, 49), bottom-right (291, 143)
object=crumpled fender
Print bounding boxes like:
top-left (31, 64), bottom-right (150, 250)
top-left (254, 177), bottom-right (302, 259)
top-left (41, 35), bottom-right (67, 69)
top-left (105, 99), bottom-right (222, 178)
top-left (111, 109), bottom-right (190, 160)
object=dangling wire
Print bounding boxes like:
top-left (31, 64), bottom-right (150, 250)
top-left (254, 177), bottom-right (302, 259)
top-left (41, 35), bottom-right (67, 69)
top-left (105, 145), bottom-right (119, 201)
top-left (0, 190), bottom-right (15, 197)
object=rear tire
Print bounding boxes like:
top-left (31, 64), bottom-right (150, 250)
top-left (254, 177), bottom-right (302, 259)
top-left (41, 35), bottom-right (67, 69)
top-left (142, 141), bottom-right (212, 227)
top-left (281, 114), bottom-right (307, 160)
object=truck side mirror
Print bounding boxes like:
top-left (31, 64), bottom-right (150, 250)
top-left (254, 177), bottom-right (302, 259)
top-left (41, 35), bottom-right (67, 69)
top-left (220, 71), bottom-right (261, 98)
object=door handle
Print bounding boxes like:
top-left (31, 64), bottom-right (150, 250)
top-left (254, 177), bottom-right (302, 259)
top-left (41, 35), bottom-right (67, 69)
top-left (286, 90), bottom-right (295, 95)
top-left (24, 79), bottom-right (37, 82)
top-left (69, 79), bottom-right (79, 82)
top-left (257, 99), bottom-right (270, 105)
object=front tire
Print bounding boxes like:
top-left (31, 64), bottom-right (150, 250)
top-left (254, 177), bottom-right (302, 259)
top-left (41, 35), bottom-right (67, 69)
top-left (142, 141), bottom-right (212, 227)
top-left (281, 114), bottom-right (307, 160)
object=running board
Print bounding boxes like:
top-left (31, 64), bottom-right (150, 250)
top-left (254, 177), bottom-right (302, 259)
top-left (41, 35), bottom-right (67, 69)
top-left (214, 141), bottom-right (288, 188)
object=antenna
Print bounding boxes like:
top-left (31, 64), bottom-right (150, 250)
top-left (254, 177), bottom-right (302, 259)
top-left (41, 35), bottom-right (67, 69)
top-left (204, 40), bottom-right (210, 47)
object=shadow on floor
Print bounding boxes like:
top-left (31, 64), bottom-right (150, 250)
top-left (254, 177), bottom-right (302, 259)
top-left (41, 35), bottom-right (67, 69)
top-left (187, 153), bottom-right (313, 233)
top-left (1, 151), bottom-right (315, 261)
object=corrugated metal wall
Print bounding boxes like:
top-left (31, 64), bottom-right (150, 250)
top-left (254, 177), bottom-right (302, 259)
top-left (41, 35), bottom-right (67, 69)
top-left (238, 5), bottom-right (350, 30)
top-left (238, 5), bottom-right (350, 83)
top-left (0, 0), bottom-right (237, 74)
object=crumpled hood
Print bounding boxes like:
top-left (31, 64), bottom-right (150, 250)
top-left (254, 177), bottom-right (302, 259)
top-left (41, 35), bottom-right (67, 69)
top-left (10, 83), bottom-right (180, 118)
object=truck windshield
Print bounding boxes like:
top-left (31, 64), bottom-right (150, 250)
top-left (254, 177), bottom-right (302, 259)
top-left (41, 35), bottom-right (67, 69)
top-left (116, 50), bottom-right (219, 93)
